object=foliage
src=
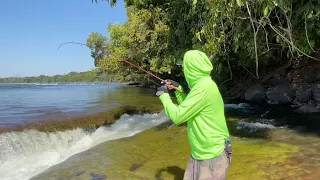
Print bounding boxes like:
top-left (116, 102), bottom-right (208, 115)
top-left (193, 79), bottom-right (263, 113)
top-left (0, 70), bottom-right (118, 83)
top-left (87, 0), bottom-right (320, 84)
top-left (92, 0), bottom-right (117, 7)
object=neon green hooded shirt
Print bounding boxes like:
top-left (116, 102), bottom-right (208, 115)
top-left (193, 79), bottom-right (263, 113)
top-left (159, 50), bottom-right (230, 160)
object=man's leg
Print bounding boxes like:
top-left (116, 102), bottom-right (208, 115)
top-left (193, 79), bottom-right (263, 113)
top-left (183, 156), bottom-right (197, 180)
top-left (198, 148), bottom-right (231, 180)
top-left (183, 145), bottom-right (232, 180)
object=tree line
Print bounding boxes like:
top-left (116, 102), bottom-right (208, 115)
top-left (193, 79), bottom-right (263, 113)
top-left (0, 71), bottom-right (119, 83)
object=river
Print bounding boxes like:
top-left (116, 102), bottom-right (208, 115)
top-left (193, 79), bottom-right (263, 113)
top-left (0, 83), bottom-right (319, 180)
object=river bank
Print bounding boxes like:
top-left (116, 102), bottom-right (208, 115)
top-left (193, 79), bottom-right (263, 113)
top-left (221, 62), bottom-right (320, 114)
top-left (125, 62), bottom-right (320, 114)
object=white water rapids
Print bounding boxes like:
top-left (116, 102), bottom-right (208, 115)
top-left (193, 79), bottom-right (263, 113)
top-left (0, 111), bottom-right (169, 180)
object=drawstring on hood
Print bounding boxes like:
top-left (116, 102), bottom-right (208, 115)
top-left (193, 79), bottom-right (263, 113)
top-left (183, 50), bottom-right (213, 87)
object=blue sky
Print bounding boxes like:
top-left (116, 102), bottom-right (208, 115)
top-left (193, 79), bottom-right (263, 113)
top-left (0, 0), bottom-right (127, 78)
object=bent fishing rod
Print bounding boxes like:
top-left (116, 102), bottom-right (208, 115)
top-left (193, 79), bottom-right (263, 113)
top-left (57, 42), bottom-right (182, 92)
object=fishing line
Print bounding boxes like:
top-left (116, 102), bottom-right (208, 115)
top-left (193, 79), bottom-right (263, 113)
top-left (57, 42), bottom-right (183, 92)
top-left (57, 42), bottom-right (164, 81)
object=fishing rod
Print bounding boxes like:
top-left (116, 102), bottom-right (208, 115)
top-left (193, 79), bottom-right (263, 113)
top-left (57, 42), bottom-right (182, 92)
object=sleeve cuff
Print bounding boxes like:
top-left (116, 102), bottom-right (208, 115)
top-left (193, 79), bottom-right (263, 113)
top-left (159, 93), bottom-right (171, 102)
top-left (174, 85), bottom-right (184, 95)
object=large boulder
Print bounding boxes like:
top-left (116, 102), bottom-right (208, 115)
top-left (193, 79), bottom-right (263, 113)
top-left (266, 83), bottom-right (296, 104)
top-left (304, 68), bottom-right (320, 83)
top-left (244, 84), bottom-right (266, 102)
top-left (296, 90), bottom-right (312, 103)
top-left (311, 83), bottom-right (320, 103)
top-left (269, 75), bottom-right (286, 87)
top-left (295, 104), bottom-right (320, 113)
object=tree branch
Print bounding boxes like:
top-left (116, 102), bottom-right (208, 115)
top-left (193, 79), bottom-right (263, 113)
top-left (238, 14), bottom-right (320, 62)
top-left (269, 24), bottom-right (320, 62)
top-left (243, 65), bottom-right (259, 79)
top-left (219, 56), bottom-right (233, 88)
top-left (304, 14), bottom-right (316, 52)
top-left (246, 1), bottom-right (259, 79)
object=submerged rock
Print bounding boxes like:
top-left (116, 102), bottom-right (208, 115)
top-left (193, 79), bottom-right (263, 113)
top-left (244, 84), bottom-right (266, 102)
top-left (90, 173), bottom-right (107, 180)
top-left (296, 90), bottom-right (312, 103)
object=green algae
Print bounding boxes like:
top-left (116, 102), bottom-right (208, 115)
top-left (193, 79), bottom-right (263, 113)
top-left (31, 121), bottom-right (306, 180)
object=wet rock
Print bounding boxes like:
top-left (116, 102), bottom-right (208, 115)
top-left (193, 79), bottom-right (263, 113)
top-left (295, 104), bottom-right (320, 113)
top-left (304, 68), bottom-right (320, 83)
top-left (308, 100), bottom-right (316, 106)
top-left (269, 76), bottom-right (286, 87)
top-left (129, 163), bottom-right (144, 172)
top-left (291, 104), bottom-right (301, 108)
top-left (244, 84), bottom-right (266, 102)
top-left (266, 83), bottom-right (296, 104)
top-left (311, 84), bottom-right (320, 103)
top-left (296, 90), bottom-right (312, 103)
top-left (90, 173), bottom-right (107, 180)
top-left (286, 73), bottom-right (292, 82)
top-left (75, 170), bottom-right (85, 176)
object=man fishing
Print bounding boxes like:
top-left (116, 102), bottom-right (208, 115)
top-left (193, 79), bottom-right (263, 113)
top-left (156, 50), bottom-right (232, 180)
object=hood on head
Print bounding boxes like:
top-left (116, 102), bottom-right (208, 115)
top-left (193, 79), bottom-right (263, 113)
top-left (182, 50), bottom-right (213, 87)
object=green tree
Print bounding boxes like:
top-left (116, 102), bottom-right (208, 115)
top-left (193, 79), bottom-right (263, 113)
top-left (86, 0), bottom-right (320, 85)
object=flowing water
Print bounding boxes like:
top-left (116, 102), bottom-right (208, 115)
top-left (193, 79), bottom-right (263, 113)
top-left (0, 111), bottom-right (169, 180)
top-left (0, 83), bottom-right (319, 180)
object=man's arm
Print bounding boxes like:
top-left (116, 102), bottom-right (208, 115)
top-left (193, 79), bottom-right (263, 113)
top-left (174, 85), bottom-right (187, 104)
top-left (159, 86), bottom-right (206, 125)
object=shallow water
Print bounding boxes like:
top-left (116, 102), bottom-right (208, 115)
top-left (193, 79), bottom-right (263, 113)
top-left (0, 111), bottom-right (169, 180)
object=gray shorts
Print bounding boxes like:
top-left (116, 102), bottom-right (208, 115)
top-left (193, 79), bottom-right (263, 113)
top-left (183, 140), bottom-right (232, 180)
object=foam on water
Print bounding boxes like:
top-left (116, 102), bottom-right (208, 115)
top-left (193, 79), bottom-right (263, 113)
top-left (0, 111), bottom-right (169, 180)
top-left (236, 121), bottom-right (275, 132)
top-left (225, 103), bottom-right (250, 109)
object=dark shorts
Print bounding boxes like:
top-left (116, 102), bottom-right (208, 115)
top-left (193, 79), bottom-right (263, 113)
top-left (183, 140), bottom-right (232, 180)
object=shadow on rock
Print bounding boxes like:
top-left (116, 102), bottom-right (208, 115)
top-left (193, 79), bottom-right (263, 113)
top-left (129, 163), bottom-right (144, 172)
top-left (155, 166), bottom-right (185, 180)
top-left (90, 173), bottom-right (107, 180)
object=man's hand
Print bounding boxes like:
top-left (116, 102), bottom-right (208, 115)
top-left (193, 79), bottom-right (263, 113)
top-left (163, 79), bottom-right (180, 91)
top-left (156, 86), bottom-right (168, 97)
